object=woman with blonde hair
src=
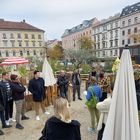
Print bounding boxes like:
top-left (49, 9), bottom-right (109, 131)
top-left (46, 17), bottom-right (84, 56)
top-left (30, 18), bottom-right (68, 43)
top-left (39, 97), bottom-right (81, 140)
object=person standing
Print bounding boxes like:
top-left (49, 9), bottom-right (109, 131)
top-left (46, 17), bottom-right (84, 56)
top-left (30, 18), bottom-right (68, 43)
top-left (0, 83), bottom-right (12, 135)
top-left (57, 70), bottom-right (69, 99)
top-left (72, 69), bottom-right (82, 101)
top-left (28, 70), bottom-right (50, 121)
top-left (39, 97), bottom-right (81, 140)
top-left (96, 85), bottom-right (113, 140)
top-left (86, 77), bottom-right (102, 133)
top-left (0, 72), bottom-right (14, 126)
top-left (10, 74), bottom-right (29, 129)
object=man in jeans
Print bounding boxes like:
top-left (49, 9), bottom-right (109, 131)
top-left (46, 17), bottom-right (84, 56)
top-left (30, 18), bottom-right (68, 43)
top-left (0, 72), bottom-right (15, 126)
top-left (10, 74), bottom-right (29, 129)
top-left (28, 70), bottom-right (50, 121)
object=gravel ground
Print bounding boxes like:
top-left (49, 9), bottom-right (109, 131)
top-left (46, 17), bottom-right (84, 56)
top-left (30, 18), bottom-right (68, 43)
top-left (0, 82), bottom-right (97, 140)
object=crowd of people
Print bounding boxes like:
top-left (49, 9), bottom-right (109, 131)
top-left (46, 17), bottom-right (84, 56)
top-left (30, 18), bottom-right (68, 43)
top-left (0, 67), bottom-right (139, 140)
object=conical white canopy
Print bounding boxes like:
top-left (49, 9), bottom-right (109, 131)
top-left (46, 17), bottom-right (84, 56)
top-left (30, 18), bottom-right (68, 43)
top-left (42, 58), bottom-right (56, 86)
top-left (102, 50), bottom-right (140, 140)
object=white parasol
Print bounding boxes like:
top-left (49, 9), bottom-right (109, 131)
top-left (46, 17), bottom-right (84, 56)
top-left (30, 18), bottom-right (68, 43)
top-left (102, 50), bottom-right (140, 140)
top-left (42, 57), bottom-right (56, 86)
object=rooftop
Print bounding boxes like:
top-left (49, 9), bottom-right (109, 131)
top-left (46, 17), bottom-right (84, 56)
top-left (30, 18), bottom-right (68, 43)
top-left (121, 2), bottom-right (140, 17)
top-left (0, 19), bottom-right (44, 32)
top-left (62, 18), bottom-right (97, 37)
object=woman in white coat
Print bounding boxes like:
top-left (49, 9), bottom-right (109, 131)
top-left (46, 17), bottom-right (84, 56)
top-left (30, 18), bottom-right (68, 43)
top-left (96, 85), bottom-right (113, 140)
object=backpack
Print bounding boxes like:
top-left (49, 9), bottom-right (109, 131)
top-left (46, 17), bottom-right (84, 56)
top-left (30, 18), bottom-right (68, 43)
top-left (85, 86), bottom-right (97, 108)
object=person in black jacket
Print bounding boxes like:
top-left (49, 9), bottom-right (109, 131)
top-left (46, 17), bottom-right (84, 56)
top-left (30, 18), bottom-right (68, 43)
top-left (10, 74), bottom-right (29, 130)
top-left (0, 72), bottom-right (14, 126)
top-left (57, 70), bottom-right (69, 99)
top-left (0, 82), bottom-right (12, 135)
top-left (39, 97), bottom-right (81, 140)
top-left (28, 70), bottom-right (49, 121)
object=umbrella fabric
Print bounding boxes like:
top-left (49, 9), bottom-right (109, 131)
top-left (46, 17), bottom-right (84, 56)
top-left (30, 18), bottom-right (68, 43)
top-left (0, 57), bottom-right (28, 65)
top-left (42, 58), bottom-right (56, 86)
top-left (102, 50), bottom-right (140, 140)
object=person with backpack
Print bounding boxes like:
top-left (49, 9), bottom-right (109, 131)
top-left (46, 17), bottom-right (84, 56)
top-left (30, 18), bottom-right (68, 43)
top-left (86, 76), bottom-right (102, 133)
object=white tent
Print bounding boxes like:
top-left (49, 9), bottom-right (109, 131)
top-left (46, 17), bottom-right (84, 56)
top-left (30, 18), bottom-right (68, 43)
top-left (42, 58), bottom-right (56, 86)
top-left (102, 50), bottom-right (140, 140)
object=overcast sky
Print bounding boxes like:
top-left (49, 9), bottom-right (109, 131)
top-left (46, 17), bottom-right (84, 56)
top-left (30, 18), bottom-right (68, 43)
top-left (0, 0), bottom-right (139, 40)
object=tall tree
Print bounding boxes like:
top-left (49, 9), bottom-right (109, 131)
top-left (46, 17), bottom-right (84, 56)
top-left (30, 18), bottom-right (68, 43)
top-left (47, 44), bottom-right (64, 60)
top-left (78, 36), bottom-right (94, 50)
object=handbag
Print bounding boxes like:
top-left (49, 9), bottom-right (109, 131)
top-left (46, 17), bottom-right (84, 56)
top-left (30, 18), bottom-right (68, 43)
top-left (85, 86), bottom-right (97, 108)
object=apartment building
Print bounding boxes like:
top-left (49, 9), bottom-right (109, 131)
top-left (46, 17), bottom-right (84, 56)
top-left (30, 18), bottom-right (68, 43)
top-left (0, 19), bottom-right (45, 58)
top-left (120, 2), bottom-right (140, 63)
top-left (92, 13), bottom-right (120, 58)
top-left (62, 18), bottom-right (98, 50)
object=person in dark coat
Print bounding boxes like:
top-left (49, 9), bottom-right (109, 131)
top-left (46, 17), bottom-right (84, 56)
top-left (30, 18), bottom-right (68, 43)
top-left (0, 83), bottom-right (10, 135)
top-left (0, 72), bottom-right (14, 125)
top-left (39, 97), bottom-right (81, 140)
top-left (10, 74), bottom-right (29, 130)
top-left (57, 70), bottom-right (69, 99)
top-left (28, 70), bottom-right (50, 121)
top-left (72, 69), bottom-right (82, 101)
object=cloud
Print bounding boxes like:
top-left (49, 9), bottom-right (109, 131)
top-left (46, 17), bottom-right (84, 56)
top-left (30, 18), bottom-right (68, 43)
top-left (0, 0), bottom-right (139, 39)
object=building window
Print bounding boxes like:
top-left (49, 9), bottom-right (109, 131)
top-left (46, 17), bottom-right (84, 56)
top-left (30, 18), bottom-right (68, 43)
top-left (98, 51), bottom-right (100, 57)
top-left (13, 51), bottom-right (16, 56)
top-left (102, 42), bottom-right (106, 48)
top-left (115, 39), bottom-right (118, 47)
top-left (20, 51), bottom-right (23, 56)
top-left (127, 38), bottom-right (130, 44)
top-left (128, 19), bottom-right (131, 25)
top-left (27, 51), bottom-right (30, 56)
top-left (25, 41), bottom-right (29, 47)
top-left (32, 34), bottom-right (35, 39)
top-left (17, 33), bottom-right (21, 39)
top-left (122, 21), bottom-right (125, 27)
top-left (110, 50), bottom-right (113, 56)
top-left (32, 41), bottom-right (36, 47)
top-left (2, 33), bottom-right (7, 39)
top-left (11, 40), bottom-right (15, 47)
top-left (25, 34), bottom-right (28, 39)
top-left (122, 30), bottom-right (125, 36)
top-left (102, 51), bottom-right (105, 57)
top-left (122, 40), bottom-right (125, 45)
top-left (6, 51), bottom-right (9, 57)
top-left (18, 41), bottom-right (22, 47)
top-left (115, 50), bottom-right (118, 56)
top-left (115, 30), bottom-right (118, 37)
top-left (39, 41), bottom-right (42, 46)
top-left (110, 23), bottom-right (113, 29)
top-left (103, 25), bottom-right (107, 31)
top-left (134, 27), bottom-right (137, 33)
top-left (128, 29), bottom-right (131, 34)
top-left (3, 41), bottom-right (8, 47)
top-left (110, 40), bottom-right (113, 47)
top-left (34, 50), bottom-right (36, 55)
top-left (110, 31), bottom-right (113, 39)
top-left (98, 43), bottom-right (100, 49)
top-left (10, 33), bottom-right (14, 39)
top-left (98, 35), bottom-right (100, 41)
top-left (134, 17), bottom-right (138, 23)
top-left (40, 51), bottom-right (43, 55)
top-left (38, 34), bottom-right (41, 39)
top-left (134, 38), bottom-right (137, 43)
top-left (115, 21), bottom-right (118, 28)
